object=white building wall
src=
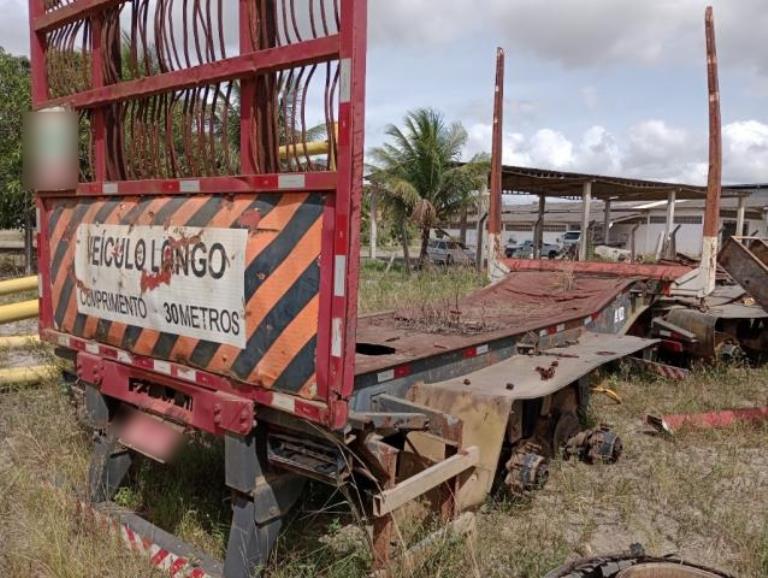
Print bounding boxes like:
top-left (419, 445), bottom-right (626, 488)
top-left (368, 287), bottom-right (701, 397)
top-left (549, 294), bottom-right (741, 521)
top-left (441, 227), bottom-right (568, 249)
top-left (441, 208), bottom-right (768, 257)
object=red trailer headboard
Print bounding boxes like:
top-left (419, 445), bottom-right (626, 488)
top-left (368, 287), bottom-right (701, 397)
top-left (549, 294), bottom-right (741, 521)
top-left (29, 0), bottom-right (367, 430)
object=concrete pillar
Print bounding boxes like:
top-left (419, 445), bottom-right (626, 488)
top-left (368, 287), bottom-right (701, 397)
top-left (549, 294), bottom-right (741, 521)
top-left (645, 212), bottom-right (652, 258)
top-left (533, 194), bottom-right (546, 259)
top-left (665, 189), bottom-right (677, 245)
top-left (579, 182), bottom-right (592, 261)
top-left (602, 198), bottom-right (612, 245)
top-left (735, 195), bottom-right (746, 238)
top-left (369, 188), bottom-right (378, 260)
top-left (764, 208), bottom-right (768, 237)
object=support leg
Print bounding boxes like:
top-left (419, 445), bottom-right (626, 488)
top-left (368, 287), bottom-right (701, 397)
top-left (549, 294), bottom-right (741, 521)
top-left (223, 431), bottom-right (305, 578)
top-left (88, 431), bottom-right (133, 503)
top-left (368, 436), bottom-right (399, 569)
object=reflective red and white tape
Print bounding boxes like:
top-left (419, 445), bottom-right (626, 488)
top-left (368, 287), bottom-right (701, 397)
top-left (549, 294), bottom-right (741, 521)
top-left (46, 330), bottom-right (327, 425)
top-left (76, 501), bottom-right (215, 578)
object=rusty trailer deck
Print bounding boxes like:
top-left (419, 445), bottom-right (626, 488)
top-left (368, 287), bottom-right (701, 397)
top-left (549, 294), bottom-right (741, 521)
top-left (352, 271), bottom-right (647, 404)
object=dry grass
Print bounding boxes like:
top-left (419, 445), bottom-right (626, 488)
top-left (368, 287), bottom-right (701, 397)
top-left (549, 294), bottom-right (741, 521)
top-left (358, 261), bottom-right (486, 315)
top-left (0, 266), bottom-right (766, 577)
top-left (0, 382), bottom-right (165, 577)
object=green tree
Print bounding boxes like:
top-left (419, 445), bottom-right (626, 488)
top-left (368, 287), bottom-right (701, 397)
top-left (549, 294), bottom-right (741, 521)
top-left (0, 48), bottom-right (31, 229)
top-left (369, 108), bottom-right (488, 267)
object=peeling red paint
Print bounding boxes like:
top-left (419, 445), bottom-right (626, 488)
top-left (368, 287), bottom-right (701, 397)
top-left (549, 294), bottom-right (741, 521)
top-left (75, 277), bottom-right (93, 296)
top-left (236, 209), bottom-right (263, 230)
top-left (139, 234), bottom-right (202, 293)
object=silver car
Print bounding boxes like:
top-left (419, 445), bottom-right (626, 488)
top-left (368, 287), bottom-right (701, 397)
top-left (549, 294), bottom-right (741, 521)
top-left (505, 240), bottom-right (561, 259)
top-left (427, 239), bottom-right (474, 266)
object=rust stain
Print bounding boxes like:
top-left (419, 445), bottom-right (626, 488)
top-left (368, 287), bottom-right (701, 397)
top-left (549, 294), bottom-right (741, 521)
top-left (75, 277), bottom-right (93, 296)
top-left (139, 233), bottom-right (202, 294)
top-left (237, 208), bottom-right (263, 230)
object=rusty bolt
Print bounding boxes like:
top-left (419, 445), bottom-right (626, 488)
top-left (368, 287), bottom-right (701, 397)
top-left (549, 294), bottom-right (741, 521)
top-left (506, 383), bottom-right (515, 390)
top-left (463, 378), bottom-right (472, 385)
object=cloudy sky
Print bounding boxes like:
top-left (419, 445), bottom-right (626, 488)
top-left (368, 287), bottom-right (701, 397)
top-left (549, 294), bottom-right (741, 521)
top-left (4, 0), bottom-right (767, 185)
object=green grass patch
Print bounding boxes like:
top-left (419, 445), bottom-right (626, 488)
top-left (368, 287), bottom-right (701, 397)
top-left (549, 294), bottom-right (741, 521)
top-left (358, 261), bottom-right (486, 314)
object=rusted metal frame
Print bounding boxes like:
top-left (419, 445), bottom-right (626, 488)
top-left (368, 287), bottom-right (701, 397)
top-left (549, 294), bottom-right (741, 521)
top-left (372, 447), bottom-right (479, 517)
top-left (488, 47), bottom-right (504, 239)
top-left (90, 12), bottom-right (107, 181)
top-left (648, 406), bottom-right (768, 434)
top-left (372, 513), bottom-right (476, 578)
top-left (627, 357), bottom-right (690, 381)
top-left (504, 257), bottom-right (692, 282)
top-left (239, 0), bottom-right (257, 175)
top-left (365, 435), bottom-right (398, 569)
top-left (347, 411), bottom-right (429, 432)
top-left (40, 35), bottom-right (340, 110)
top-left (430, 442), bottom-right (459, 524)
top-left (43, 328), bottom-right (332, 426)
top-left (704, 7), bottom-right (722, 241)
top-left (718, 237), bottom-right (768, 310)
top-left (30, 1), bottom-right (53, 332)
top-left (36, 171), bottom-right (338, 197)
top-left (90, 355), bottom-right (256, 437)
top-left (34, 0), bottom-right (123, 34)
top-left (324, 0), bottom-right (367, 430)
top-left (372, 394), bottom-right (463, 445)
top-left (651, 317), bottom-right (698, 343)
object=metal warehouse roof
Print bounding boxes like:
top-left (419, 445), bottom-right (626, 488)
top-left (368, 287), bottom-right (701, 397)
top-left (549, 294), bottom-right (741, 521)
top-left (501, 165), bottom-right (746, 201)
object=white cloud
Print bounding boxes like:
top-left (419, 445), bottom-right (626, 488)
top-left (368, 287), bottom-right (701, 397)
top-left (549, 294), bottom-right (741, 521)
top-left (578, 126), bottom-right (622, 173)
top-left (465, 119), bottom-right (768, 185)
top-left (370, 0), bottom-right (768, 77)
top-left (369, 0), bottom-right (479, 47)
top-left (723, 121), bottom-right (768, 183)
top-left (528, 129), bottom-right (574, 169)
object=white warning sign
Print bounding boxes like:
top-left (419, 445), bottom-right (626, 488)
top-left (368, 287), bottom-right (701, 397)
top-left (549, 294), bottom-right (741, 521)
top-left (74, 224), bottom-right (247, 349)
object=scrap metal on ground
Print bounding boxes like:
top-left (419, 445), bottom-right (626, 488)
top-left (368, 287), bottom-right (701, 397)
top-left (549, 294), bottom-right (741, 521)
top-left (544, 545), bottom-right (732, 578)
top-left (646, 407), bottom-right (768, 434)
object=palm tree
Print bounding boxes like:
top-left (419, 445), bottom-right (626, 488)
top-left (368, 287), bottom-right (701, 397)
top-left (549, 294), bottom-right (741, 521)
top-left (369, 108), bottom-right (488, 267)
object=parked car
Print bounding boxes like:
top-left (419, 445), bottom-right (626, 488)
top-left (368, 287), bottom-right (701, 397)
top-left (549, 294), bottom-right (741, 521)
top-left (427, 238), bottom-right (474, 265)
top-left (505, 240), bottom-right (561, 259)
top-left (558, 231), bottom-right (581, 248)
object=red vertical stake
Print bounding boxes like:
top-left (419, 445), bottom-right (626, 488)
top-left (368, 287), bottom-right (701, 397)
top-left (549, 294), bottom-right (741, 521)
top-left (29, 0), bottom-right (47, 108)
top-left (703, 6), bottom-right (722, 240)
top-left (91, 15), bottom-right (107, 181)
top-left (29, 1), bottom-right (53, 331)
top-left (328, 0), bottom-right (367, 429)
top-left (489, 47), bottom-right (505, 239)
top-left (239, 0), bottom-right (256, 175)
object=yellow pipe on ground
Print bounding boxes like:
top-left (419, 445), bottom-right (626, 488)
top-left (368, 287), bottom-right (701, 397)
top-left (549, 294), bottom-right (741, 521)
top-left (0, 275), bottom-right (38, 297)
top-left (0, 299), bottom-right (39, 324)
top-left (0, 365), bottom-right (57, 388)
top-left (278, 139), bottom-right (331, 159)
top-left (0, 335), bottom-right (40, 349)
